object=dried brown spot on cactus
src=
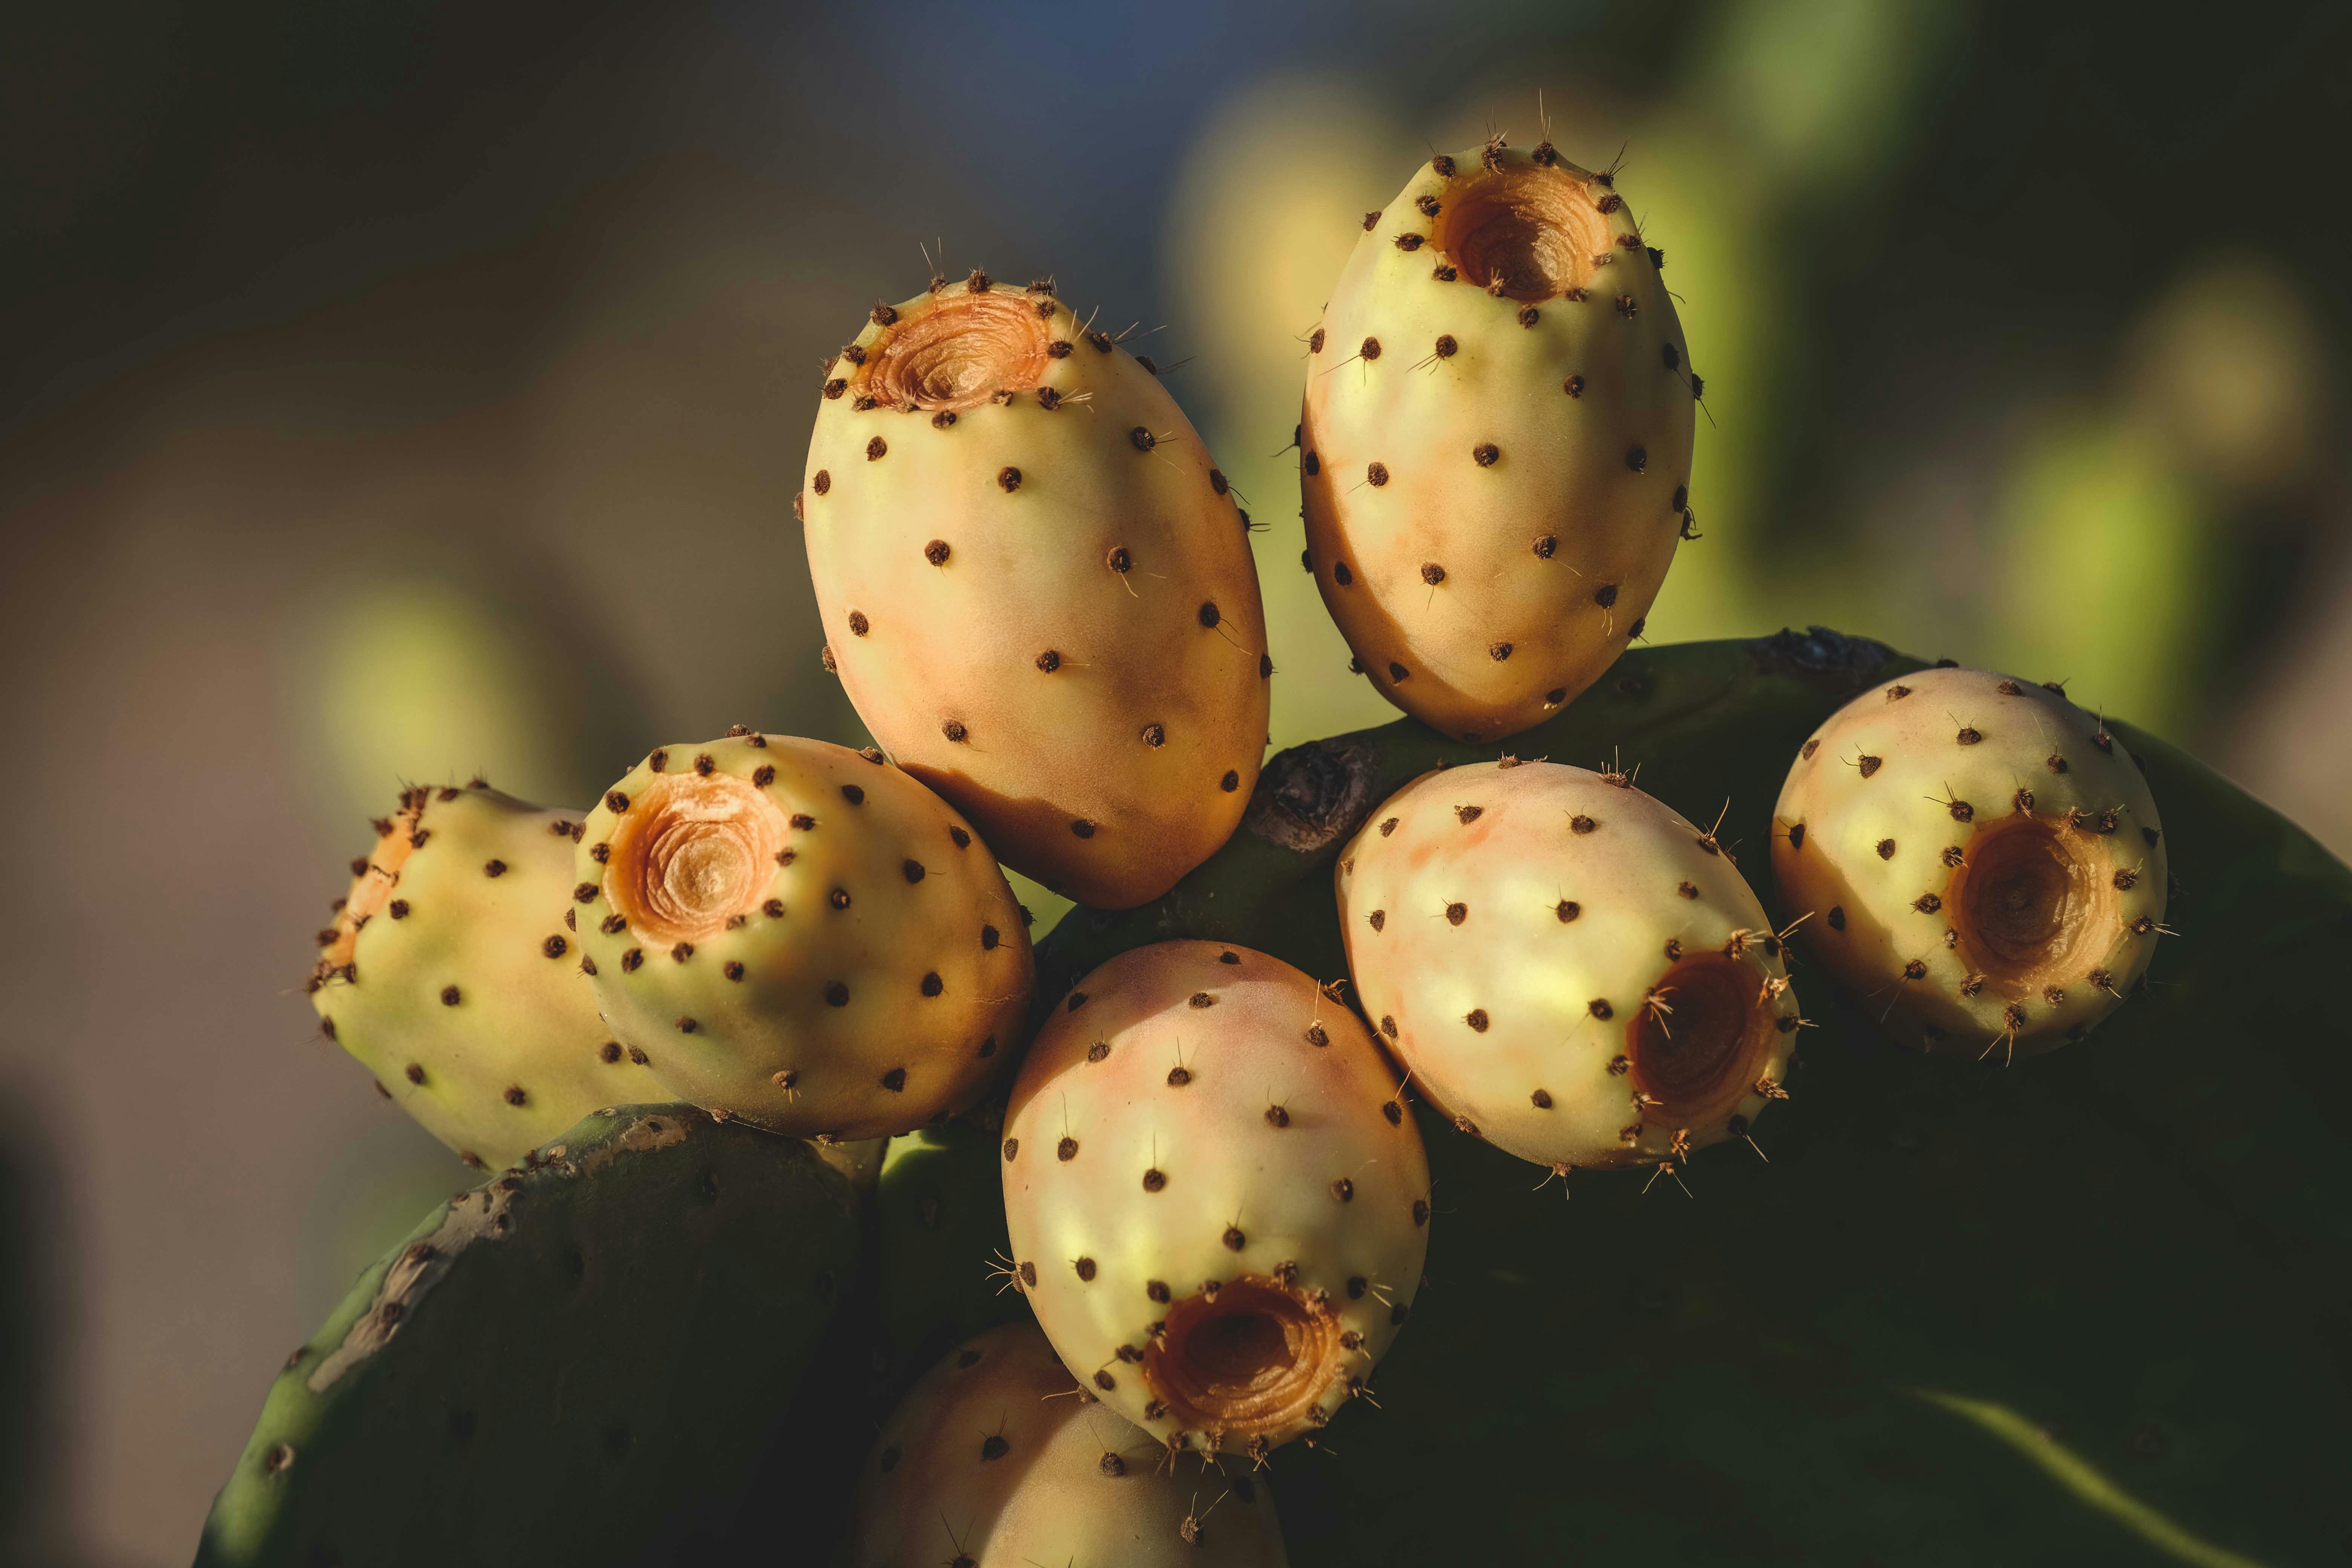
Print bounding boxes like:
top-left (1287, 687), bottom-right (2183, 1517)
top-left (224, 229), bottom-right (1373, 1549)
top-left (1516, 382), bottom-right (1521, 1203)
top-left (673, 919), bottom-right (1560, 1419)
top-left (1939, 813), bottom-right (2124, 997)
top-left (854, 287), bottom-right (1057, 414)
top-left (1140, 1274), bottom-right (1343, 1446)
top-left (1425, 157), bottom-right (1609, 301)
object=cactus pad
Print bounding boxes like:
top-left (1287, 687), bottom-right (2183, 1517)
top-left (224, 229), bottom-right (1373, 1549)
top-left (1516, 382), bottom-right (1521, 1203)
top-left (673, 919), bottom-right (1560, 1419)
top-left (195, 1106), bottom-right (861, 1566)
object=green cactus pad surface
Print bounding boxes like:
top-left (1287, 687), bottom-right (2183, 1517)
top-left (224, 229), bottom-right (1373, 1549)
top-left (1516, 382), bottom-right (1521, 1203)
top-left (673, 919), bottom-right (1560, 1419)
top-left (871, 1115), bottom-right (1029, 1398)
top-left (195, 1106), bottom-right (861, 1568)
top-left (1034, 629), bottom-right (2351, 1567)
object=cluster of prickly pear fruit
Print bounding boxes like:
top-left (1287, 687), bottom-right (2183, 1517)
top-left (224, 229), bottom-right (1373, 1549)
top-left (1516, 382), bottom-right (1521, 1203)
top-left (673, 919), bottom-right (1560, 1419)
top-left (205, 119), bottom-right (2351, 1568)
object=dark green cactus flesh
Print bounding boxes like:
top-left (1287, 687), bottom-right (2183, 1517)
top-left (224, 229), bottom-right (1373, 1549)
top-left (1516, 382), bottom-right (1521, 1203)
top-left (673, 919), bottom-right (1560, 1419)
top-left (1029, 631), bottom-right (2352, 1567)
top-left (870, 1115), bottom-right (1029, 1400)
top-left (196, 1106), bottom-right (860, 1567)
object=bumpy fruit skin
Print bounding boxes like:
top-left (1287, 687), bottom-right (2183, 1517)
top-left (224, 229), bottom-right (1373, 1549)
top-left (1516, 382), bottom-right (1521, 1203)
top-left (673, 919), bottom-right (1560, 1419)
top-left (196, 1106), bottom-right (860, 1566)
top-left (850, 1321), bottom-right (1288, 1568)
top-left (1338, 760), bottom-right (1797, 1173)
top-left (1003, 941), bottom-right (1427, 1458)
top-left (1302, 140), bottom-right (1696, 743)
top-left (573, 734), bottom-right (1033, 1140)
top-left (1772, 666), bottom-right (2167, 1058)
top-left (803, 276), bottom-right (1269, 909)
top-left (306, 782), bottom-right (657, 1170)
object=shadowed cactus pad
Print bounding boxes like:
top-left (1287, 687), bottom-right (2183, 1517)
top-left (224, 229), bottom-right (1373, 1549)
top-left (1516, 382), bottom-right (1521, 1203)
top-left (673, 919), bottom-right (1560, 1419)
top-left (574, 732), bottom-right (1033, 1139)
top-left (306, 781), bottom-right (658, 1170)
top-left (1024, 633), bottom-right (2346, 1565)
top-left (1003, 942), bottom-right (1428, 1459)
top-left (1302, 139), bottom-right (1696, 743)
top-left (850, 1321), bottom-right (1288, 1568)
top-left (195, 1107), bottom-right (860, 1566)
top-left (803, 275), bottom-right (1270, 909)
top-left (1771, 666), bottom-right (2167, 1058)
top-left (1337, 759), bottom-right (1798, 1177)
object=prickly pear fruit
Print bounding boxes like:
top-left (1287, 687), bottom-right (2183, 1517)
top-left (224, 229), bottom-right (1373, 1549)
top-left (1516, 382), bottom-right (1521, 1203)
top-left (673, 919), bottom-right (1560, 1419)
top-left (573, 732), bottom-right (1033, 1141)
top-left (196, 1106), bottom-right (861, 1566)
top-left (850, 1321), bottom-right (1288, 1568)
top-left (306, 781), bottom-right (657, 1170)
top-left (802, 274), bottom-right (1269, 909)
top-left (1002, 941), bottom-right (1428, 1460)
top-left (1771, 666), bottom-right (2167, 1059)
top-left (1336, 760), bottom-right (1798, 1178)
top-left (1301, 138), bottom-right (1696, 743)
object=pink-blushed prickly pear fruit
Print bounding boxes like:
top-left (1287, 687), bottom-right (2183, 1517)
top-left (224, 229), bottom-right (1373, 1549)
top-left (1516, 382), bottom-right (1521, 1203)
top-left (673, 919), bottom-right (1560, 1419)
top-left (1336, 759), bottom-right (1799, 1180)
top-left (802, 275), bottom-right (1269, 910)
top-left (850, 1321), bottom-right (1289, 1568)
top-left (1772, 666), bottom-right (2168, 1059)
top-left (1002, 941), bottom-right (1427, 1460)
top-left (1302, 138), bottom-right (1697, 744)
top-left (573, 732), bottom-right (1033, 1139)
top-left (306, 782), bottom-right (658, 1170)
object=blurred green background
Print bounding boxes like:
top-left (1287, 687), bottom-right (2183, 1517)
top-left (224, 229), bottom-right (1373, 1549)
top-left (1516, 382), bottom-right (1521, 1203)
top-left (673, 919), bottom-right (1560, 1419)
top-left (2, 1), bottom-right (2346, 1561)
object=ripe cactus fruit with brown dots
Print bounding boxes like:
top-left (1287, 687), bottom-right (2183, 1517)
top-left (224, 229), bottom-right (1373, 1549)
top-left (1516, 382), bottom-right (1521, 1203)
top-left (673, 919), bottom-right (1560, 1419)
top-left (802, 274), bottom-right (1269, 909)
top-left (1301, 138), bottom-right (1698, 743)
top-left (1772, 666), bottom-right (2168, 1059)
top-left (572, 733), bottom-right (1033, 1140)
top-left (1001, 940), bottom-right (1429, 1459)
top-left (849, 1320), bottom-right (1289, 1568)
top-left (306, 781), bottom-right (658, 1170)
top-left (1336, 760), bottom-right (1798, 1178)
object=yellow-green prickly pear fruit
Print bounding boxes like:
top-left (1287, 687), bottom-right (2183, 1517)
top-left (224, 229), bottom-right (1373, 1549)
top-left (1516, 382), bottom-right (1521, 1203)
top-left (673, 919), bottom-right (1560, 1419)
top-left (1337, 759), bottom-right (1799, 1181)
top-left (1772, 666), bottom-right (2168, 1059)
top-left (849, 1321), bottom-right (1289, 1568)
top-left (1002, 941), bottom-right (1428, 1463)
top-left (573, 731), bottom-right (1034, 1140)
top-left (802, 274), bottom-right (1270, 910)
top-left (1302, 139), bottom-right (1697, 743)
top-left (306, 782), bottom-right (658, 1171)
